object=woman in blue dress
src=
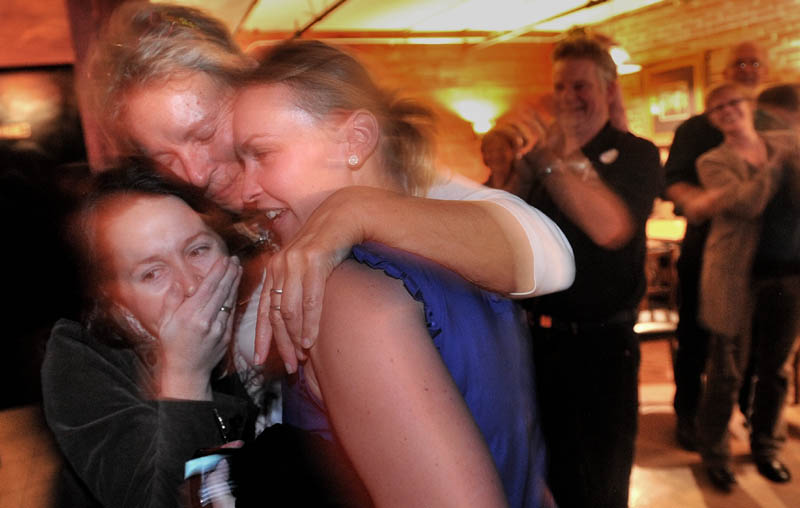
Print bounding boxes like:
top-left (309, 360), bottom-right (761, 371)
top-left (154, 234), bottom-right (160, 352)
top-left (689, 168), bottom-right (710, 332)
top-left (232, 40), bottom-right (547, 507)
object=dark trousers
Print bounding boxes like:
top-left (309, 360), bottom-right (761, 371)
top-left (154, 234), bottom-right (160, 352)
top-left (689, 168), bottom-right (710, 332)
top-left (749, 275), bottom-right (800, 460)
top-left (532, 320), bottom-right (640, 508)
top-left (672, 251), bottom-right (710, 432)
top-left (697, 331), bottom-right (749, 467)
top-left (698, 275), bottom-right (800, 466)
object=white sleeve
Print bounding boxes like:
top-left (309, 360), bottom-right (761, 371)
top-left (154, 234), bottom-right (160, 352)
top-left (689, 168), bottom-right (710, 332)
top-left (426, 172), bottom-right (574, 297)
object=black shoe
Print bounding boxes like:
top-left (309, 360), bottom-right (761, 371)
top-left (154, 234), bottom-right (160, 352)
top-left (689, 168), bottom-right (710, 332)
top-left (755, 459), bottom-right (791, 483)
top-left (706, 465), bottom-right (737, 492)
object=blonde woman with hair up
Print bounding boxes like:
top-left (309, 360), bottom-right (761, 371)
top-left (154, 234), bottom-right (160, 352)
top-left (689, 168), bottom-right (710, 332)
top-left (233, 39), bottom-right (549, 507)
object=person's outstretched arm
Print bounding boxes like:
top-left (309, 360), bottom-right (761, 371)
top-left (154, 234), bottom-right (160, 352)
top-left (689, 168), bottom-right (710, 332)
top-left (254, 181), bottom-right (574, 370)
top-left (303, 259), bottom-right (507, 507)
top-left (697, 150), bottom-right (782, 220)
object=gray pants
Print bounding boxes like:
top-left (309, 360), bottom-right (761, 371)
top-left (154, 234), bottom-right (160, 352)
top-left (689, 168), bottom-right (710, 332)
top-left (698, 274), bottom-right (800, 466)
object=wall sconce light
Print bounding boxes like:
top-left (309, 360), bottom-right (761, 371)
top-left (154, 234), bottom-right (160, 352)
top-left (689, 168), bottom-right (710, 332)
top-left (0, 122), bottom-right (31, 140)
top-left (610, 46), bottom-right (641, 75)
top-left (436, 88), bottom-right (510, 134)
top-left (451, 98), bottom-right (500, 134)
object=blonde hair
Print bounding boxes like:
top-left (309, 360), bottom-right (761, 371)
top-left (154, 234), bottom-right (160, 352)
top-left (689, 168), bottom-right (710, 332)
top-left (704, 82), bottom-right (750, 111)
top-left (84, 2), bottom-right (254, 151)
top-left (242, 40), bottom-right (437, 196)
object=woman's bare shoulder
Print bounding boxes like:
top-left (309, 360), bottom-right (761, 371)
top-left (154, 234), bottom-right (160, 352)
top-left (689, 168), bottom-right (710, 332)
top-left (322, 258), bottom-right (418, 326)
top-left (306, 257), bottom-right (428, 399)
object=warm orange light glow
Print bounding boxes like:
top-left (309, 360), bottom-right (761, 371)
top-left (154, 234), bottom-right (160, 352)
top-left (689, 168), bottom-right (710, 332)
top-left (241, 0), bottom-right (589, 33)
top-left (617, 63), bottom-right (642, 75)
top-left (0, 122), bottom-right (32, 139)
top-left (0, 75), bottom-right (61, 128)
top-left (646, 218), bottom-right (686, 242)
top-left (452, 99), bottom-right (498, 133)
top-left (610, 46), bottom-right (631, 65)
top-left (408, 0), bottom-right (586, 32)
top-left (534, 0), bottom-right (666, 32)
top-left (437, 88), bottom-right (510, 134)
top-left (610, 46), bottom-right (642, 75)
top-left (159, 0), bottom-right (671, 45)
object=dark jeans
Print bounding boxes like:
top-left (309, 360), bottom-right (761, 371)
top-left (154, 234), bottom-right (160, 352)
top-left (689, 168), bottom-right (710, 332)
top-left (672, 247), bottom-right (710, 432)
top-left (532, 320), bottom-right (640, 508)
top-left (699, 275), bottom-right (800, 466)
top-left (750, 275), bottom-right (800, 460)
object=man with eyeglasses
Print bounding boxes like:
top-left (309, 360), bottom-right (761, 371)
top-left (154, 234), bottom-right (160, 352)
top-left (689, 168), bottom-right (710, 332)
top-left (665, 41), bottom-right (769, 456)
top-left (726, 42), bottom-right (768, 89)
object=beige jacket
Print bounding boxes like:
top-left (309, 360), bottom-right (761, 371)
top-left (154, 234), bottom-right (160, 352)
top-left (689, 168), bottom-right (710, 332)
top-left (698, 130), bottom-right (800, 337)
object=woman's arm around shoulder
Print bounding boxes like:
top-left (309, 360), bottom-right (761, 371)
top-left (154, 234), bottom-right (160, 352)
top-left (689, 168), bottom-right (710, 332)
top-left (425, 172), bottom-right (574, 297)
top-left (257, 180), bottom-right (574, 371)
top-left (304, 260), bottom-right (507, 508)
top-left (697, 148), bottom-right (780, 219)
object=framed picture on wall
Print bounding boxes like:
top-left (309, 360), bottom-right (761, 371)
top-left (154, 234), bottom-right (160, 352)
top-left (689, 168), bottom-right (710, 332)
top-left (643, 54), bottom-right (706, 147)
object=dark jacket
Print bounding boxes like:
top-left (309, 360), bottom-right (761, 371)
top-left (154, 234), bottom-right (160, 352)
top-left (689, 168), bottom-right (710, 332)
top-left (41, 319), bottom-right (255, 508)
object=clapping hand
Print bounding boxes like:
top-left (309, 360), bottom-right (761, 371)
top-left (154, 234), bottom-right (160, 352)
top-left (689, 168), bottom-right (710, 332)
top-left (494, 105), bottom-right (550, 157)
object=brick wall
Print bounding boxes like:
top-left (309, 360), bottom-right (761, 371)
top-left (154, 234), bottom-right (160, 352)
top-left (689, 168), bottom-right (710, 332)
top-left (597, 0), bottom-right (800, 70)
top-left (597, 0), bottom-right (800, 145)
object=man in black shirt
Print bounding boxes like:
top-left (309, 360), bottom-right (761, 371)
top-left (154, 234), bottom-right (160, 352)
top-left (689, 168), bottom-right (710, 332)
top-left (520, 34), bottom-right (663, 508)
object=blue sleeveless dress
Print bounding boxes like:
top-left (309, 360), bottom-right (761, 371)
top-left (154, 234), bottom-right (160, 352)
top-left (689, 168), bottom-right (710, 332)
top-left (283, 243), bottom-right (546, 507)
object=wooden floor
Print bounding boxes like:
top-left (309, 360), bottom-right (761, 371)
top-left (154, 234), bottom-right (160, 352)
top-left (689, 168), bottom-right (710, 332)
top-left (0, 338), bottom-right (798, 507)
top-left (632, 339), bottom-right (800, 508)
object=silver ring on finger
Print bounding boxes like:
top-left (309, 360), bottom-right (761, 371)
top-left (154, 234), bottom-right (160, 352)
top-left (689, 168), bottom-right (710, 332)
top-left (220, 305), bottom-right (232, 313)
top-left (270, 305), bottom-right (281, 311)
top-left (270, 288), bottom-right (283, 295)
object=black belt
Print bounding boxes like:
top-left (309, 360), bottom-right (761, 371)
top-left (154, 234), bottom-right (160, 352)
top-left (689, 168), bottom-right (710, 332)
top-left (527, 308), bottom-right (638, 335)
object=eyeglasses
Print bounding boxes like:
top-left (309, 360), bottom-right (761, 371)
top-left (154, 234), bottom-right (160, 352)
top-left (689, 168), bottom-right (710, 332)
top-left (735, 59), bottom-right (762, 69)
top-left (707, 98), bottom-right (748, 115)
